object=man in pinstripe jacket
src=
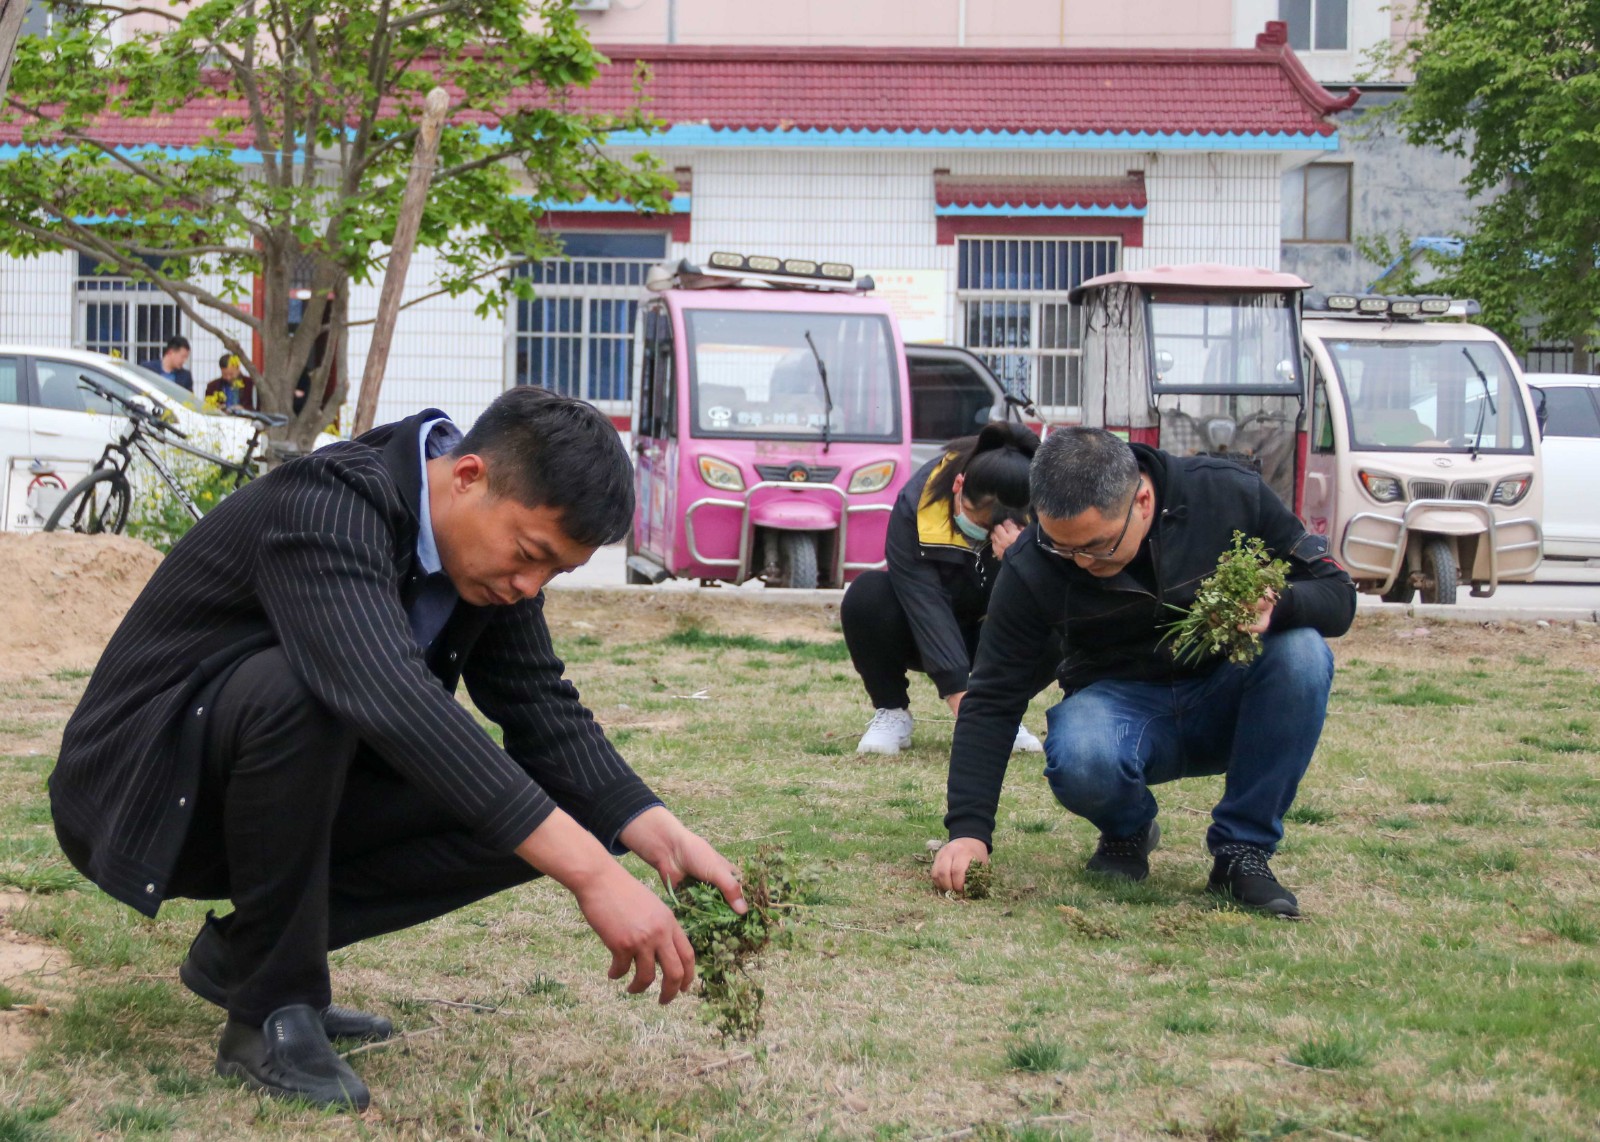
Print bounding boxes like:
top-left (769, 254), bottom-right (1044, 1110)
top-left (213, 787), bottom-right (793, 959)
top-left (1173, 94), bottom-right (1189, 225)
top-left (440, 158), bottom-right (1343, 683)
top-left (50, 388), bottom-right (745, 1110)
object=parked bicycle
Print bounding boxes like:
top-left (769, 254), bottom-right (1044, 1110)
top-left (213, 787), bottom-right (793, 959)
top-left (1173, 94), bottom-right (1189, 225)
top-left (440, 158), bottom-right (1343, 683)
top-left (43, 375), bottom-right (287, 534)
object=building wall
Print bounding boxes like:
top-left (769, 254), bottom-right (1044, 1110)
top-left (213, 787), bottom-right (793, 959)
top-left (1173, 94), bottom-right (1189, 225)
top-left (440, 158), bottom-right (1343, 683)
top-left (1233, 0), bottom-right (1391, 85)
top-left (0, 251), bottom-right (75, 349)
top-left (580, 0), bottom-right (1235, 48)
top-left (1278, 92), bottom-right (1475, 294)
top-left (340, 147), bottom-right (1286, 427)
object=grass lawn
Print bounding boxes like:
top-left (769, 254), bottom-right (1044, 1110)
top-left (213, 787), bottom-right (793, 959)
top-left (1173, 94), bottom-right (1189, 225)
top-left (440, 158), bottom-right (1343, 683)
top-left (0, 592), bottom-right (1597, 1140)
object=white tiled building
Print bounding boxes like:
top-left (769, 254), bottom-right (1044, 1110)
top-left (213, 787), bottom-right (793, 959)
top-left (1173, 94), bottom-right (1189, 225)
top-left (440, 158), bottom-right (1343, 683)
top-left (0, 23), bottom-right (1355, 430)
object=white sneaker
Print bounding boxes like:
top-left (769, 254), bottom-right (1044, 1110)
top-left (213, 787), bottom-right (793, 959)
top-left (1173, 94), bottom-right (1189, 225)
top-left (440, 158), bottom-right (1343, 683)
top-left (1012, 724), bottom-right (1044, 753)
top-left (856, 708), bottom-right (914, 754)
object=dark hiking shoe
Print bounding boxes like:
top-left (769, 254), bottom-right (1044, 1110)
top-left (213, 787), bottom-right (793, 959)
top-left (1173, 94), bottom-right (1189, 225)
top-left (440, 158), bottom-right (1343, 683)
top-left (1207, 844), bottom-right (1300, 917)
top-left (216, 1004), bottom-right (370, 1111)
top-left (1085, 819), bottom-right (1161, 882)
top-left (181, 912), bottom-right (393, 1042)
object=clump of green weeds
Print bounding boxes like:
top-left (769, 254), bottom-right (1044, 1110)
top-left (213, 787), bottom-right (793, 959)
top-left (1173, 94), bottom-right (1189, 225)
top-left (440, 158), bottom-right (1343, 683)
top-left (1163, 532), bottom-right (1289, 666)
top-left (962, 861), bottom-right (994, 900)
top-left (668, 847), bottom-right (815, 1040)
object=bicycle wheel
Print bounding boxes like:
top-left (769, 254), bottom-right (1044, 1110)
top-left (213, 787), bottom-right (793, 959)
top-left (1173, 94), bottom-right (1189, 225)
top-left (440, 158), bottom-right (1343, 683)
top-left (43, 470), bottom-right (132, 535)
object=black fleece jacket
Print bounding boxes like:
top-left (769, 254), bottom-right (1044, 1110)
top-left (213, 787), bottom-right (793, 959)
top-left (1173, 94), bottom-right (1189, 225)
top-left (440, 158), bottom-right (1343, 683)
top-left (882, 454), bottom-right (1002, 697)
top-left (945, 445), bottom-right (1356, 850)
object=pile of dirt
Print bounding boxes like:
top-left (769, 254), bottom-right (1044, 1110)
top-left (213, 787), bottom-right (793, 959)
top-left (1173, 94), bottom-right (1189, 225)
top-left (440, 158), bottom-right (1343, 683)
top-left (0, 532), bottom-right (162, 680)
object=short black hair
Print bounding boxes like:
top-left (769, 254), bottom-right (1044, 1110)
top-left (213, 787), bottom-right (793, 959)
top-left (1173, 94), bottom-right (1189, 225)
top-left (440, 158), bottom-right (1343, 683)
top-left (1030, 427), bottom-right (1140, 520)
top-left (165, 335), bottom-right (190, 352)
top-left (452, 386), bottom-right (634, 547)
top-left (219, 353), bottom-right (238, 370)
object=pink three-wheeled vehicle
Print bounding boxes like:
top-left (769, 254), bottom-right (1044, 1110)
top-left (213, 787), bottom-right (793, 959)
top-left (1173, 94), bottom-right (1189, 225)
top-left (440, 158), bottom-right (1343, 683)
top-left (627, 253), bottom-right (914, 589)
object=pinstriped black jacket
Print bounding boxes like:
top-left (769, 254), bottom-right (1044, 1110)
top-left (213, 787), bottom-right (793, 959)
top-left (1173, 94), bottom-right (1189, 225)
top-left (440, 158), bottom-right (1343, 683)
top-left (50, 409), bottom-right (661, 917)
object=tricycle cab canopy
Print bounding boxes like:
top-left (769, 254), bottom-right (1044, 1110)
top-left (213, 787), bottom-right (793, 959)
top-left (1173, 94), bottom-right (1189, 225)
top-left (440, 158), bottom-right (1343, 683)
top-left (1071, 263), bottom-right (1311, 504)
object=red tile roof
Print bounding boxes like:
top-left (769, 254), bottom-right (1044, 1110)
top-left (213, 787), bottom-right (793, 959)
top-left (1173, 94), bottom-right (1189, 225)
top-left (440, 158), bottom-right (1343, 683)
top-left (935, 174), bottom-right (1147, 211)
top-left (0, 23), bottom-right (1356, 149)
top-left (561, 25), bottom-right (1354, 138)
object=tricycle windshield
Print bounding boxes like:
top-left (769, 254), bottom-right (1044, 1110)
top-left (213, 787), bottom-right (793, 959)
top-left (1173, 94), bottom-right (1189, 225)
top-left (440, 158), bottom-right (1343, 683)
top-left (684, 309), bottom-right (901, 442)
top-left (1323, 338), bottom-right (1533, 454)
top-left (1147, 291), bottom-right (1301, 394)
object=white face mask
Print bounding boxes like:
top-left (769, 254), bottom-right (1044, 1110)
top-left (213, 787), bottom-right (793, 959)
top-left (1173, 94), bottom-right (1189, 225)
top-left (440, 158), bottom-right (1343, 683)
top-left (953, 511), bottom-right (990, 542)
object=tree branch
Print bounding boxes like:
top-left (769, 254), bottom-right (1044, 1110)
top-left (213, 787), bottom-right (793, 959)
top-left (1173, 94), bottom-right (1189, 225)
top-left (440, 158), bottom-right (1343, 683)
top-left (389, 2), bottom-right (472, 31)
top-left (343, 259), bottom-right (527, 326)
top-left (14, 219), bottom-right (262, 334)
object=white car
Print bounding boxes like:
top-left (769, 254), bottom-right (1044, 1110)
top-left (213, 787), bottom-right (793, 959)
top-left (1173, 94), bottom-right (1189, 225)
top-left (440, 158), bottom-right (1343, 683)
top-left (1526, 373), bottom-right (1600, 562)
top-left (0, 344), bottom-right (336, 531)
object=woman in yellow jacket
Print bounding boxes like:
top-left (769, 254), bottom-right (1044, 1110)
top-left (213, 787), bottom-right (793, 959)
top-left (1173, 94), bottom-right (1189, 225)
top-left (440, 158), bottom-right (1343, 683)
top-left (841, 422), bottom-right (1042, 754)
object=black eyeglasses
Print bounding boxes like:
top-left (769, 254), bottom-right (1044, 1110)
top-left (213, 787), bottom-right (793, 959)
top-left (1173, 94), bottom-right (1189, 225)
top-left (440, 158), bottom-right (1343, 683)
top-left (1036, 488), bottom-right (1139, 561)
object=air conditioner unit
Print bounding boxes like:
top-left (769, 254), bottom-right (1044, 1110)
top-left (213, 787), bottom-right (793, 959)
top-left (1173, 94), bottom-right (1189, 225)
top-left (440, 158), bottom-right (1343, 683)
top-left (571, 0), bottom-right (611, 10)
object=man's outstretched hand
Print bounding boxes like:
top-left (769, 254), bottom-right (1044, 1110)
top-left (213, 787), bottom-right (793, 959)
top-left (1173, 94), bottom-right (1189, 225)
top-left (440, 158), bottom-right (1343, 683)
top-left (620, 805), bottom-right (747, 915)
top-left (516, 806), bottom-right (742, 1005)
top-left (931, 836), bottom-right (990, 893)
top-left (571, 864), bottom-right (699, 1003)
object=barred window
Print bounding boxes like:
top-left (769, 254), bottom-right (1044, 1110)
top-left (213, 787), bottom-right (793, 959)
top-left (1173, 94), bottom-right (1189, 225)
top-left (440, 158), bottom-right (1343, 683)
top-left (74, 255), bottom-right (183, 367)
top-left (956, 237), bottom-right (1119, 415)
top-left (508, 231), bottom-right (669, 408)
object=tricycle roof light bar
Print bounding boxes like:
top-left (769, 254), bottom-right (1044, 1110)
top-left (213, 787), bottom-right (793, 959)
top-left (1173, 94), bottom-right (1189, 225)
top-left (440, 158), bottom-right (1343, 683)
top-left (1304, 292), bottom-right (1481, 320)
top-left (647, 254), bottom-right (876, 294)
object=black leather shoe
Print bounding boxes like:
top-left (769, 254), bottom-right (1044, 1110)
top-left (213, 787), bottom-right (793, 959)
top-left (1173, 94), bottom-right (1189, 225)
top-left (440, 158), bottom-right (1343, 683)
top-left (1207, 844), bottom-right (1300, 917)
top-left (181, 913), bottom-right (394, 1042)
top-left (1085, 819), bottom-right (1161, 882)
top-left (216, 1004), bottom-right (370, 1111)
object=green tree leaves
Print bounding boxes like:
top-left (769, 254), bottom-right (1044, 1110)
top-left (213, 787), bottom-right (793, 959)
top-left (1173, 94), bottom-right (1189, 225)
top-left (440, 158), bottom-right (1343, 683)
top-left (1376, 0), bottom-right (1600, 364)
top-left (0, 0), bottom-right (676, 445)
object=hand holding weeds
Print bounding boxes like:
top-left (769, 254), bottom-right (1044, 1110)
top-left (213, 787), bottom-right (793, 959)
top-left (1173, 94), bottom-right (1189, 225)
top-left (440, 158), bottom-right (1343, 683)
top-left (932, 836), bottom-right (990, 895)
top-left (668, 848), bottom-right (816, 1039)
top-left (1163, 531), bottom-right (1290, 666)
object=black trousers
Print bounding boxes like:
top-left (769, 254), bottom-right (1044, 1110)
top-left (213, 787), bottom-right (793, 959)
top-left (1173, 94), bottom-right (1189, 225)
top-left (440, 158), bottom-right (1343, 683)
top-left (165, 647), bottom-right (536, 1026)
top-left (840, 569), bottom-right (981, 710)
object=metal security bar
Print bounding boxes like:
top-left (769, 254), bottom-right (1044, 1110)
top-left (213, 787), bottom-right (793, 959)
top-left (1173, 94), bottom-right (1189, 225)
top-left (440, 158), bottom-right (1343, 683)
top-left (956, 237), bottom-right (1119, 416)
top-left (508, 233), bottom-right (669, 410)
top-left (75, 255), bottom-right (183, 366)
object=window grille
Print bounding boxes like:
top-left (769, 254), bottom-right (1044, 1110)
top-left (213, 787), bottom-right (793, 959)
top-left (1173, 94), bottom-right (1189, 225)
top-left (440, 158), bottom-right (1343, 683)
top-left (956, 236), bottom-right (1119, 415)
top-left (508, 232), bottom-right (668, 408)
top-left (74, 255), bottom-right (183, 366)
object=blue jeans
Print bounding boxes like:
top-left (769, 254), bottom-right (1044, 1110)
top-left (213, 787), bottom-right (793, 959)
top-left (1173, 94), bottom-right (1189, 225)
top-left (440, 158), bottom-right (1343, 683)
top-left (1041, 628), bottom-right (1335, 853)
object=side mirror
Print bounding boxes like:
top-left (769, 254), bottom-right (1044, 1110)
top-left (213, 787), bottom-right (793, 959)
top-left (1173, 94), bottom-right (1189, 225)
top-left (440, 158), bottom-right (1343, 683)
top-left (1154, 350), bottom-right (1175, 378)
top-left (1276, 359), bottom-right (1297, 385)
top-left (1531, 389), bottom-right (1548, 437)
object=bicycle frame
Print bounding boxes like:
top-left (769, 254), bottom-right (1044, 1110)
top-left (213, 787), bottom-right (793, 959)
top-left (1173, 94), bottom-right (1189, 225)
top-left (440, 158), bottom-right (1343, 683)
top-left (93, 411), bottom-right (262, 523)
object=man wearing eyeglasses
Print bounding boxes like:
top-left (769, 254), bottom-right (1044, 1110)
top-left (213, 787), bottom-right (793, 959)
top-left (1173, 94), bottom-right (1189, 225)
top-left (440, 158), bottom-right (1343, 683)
top-left (932, 428), bottom-right (1354, 917)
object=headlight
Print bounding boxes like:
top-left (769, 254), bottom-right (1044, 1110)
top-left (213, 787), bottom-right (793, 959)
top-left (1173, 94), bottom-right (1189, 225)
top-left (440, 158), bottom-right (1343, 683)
top-left (1491, 475), bottom-right (1532, 505)
top-left (1358, 470), bottom-right (1405, 503)
top-left (697, 456), bottom-right (744, 492)
top-left (847, 461), bottom-right (896, 494)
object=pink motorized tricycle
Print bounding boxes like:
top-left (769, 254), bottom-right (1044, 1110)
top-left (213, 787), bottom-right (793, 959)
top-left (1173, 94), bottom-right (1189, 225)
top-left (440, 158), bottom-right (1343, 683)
top-left (627, 253), bottom-right (913, 589)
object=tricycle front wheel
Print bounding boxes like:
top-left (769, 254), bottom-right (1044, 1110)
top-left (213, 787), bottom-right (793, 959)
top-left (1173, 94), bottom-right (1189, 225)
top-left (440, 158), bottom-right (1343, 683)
top-left (776, 531), bottom-right (819, 590)
top-left (1418, 537), bottom-right (1458, 605)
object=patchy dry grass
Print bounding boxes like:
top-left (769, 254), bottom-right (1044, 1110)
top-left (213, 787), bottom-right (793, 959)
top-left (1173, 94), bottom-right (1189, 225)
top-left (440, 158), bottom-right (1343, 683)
top-left (0, 595), bottom-right (1597, 1139)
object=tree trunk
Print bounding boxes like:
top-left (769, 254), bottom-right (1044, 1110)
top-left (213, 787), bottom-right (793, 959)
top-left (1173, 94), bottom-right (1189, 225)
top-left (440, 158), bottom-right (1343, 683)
top-left (352, 87), bottom-right (450, 436)
top-left (0, 0), bottom-right (27, 109)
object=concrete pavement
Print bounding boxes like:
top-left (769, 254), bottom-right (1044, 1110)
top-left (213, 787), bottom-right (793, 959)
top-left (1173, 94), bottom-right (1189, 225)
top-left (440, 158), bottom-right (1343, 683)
top-left (551, 542), bottom-right (1600, 621)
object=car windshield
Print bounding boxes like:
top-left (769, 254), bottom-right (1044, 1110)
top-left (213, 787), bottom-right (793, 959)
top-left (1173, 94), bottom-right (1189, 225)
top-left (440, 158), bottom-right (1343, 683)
top-left (1147, 291), bottom-right (1301, 393)
top-left (1324, 338), bottom-right (1532, 453)
top-left (684, 309), bottom-right (901, 441)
